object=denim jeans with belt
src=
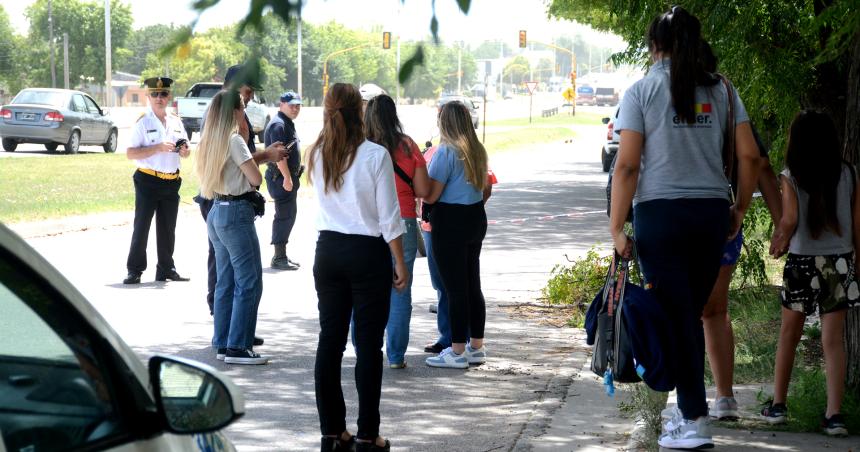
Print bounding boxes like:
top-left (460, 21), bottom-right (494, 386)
top-left (206, 199), bottom-right (263, 350)
top-left (385, 218), bottom-right (418, 364)
top-left (633, 198), bottom-right (729, 420)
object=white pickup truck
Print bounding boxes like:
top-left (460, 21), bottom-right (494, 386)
top-left (174, 82), bottom-right (270, 141)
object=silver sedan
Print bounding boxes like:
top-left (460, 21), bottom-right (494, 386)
top-left (0, 88), bottom-right (118, 154)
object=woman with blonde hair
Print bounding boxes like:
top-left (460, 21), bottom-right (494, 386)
top-left (197, 89), bottom-right (285, 365)
top-left (423, 101), bottom-right (490, 369)
top-left (310, 83), bottom-right (406, 452)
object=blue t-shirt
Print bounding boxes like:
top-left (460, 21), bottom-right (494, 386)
top-left (428, 143), bottom-right (483, 205)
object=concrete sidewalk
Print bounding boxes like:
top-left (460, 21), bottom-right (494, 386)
top-left (527, 349), bottom-right (860, 452)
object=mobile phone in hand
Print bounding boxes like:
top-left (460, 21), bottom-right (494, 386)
top-left (174, 138), bottom-right (188, 152)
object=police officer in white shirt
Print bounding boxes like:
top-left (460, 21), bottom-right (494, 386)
top-left (123, 77), bottom-right (191, 285)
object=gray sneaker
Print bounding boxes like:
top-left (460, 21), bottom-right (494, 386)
top-left (662, 405), bottom-right (683, 432)
top-left (658, 417), bottom-right (714, 450)
top-left (711, 396), bottom-right (739, 420)
top-left (271, 256), bottom-right (298, 271)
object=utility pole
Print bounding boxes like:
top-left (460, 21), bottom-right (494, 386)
top-left (297, 10), bottom-right (303, 98)
top-left (104, 0), bottom-right (112, 107)
top-left (63, 33), bottom-right (69, 89)
top-left (49, 0), bottom-right (56, 88)
top-left (457, 42), bottom-right (462, 95)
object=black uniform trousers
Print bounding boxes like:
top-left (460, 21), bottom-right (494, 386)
top-left (265, 165), bottom-right (300, 245)
top-left (126, 170), bottom-right (181, 275)
top-left (194, 196), bottom-right (216, 315)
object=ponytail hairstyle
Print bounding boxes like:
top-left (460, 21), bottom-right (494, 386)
top-left (785, 110), bottom-right (844, 238)
top-left (364, 94), bottom-right (408, 158)
top-left (197, 90), bottom-right (243, 199)
top-left (647, 6), bottom-right (715, 124)
top-left (438, 101), bottom-right (488, 192)
top-left (307, 83), bottom-right (365, 193)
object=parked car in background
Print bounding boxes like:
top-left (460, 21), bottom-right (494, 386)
top-left (601, 108), bottom-right (620, 172)
top-left (0, 88), bottom-right (117, 154)
top-left (576, 85), bottom-right (595, 106)
top-left (595, 87), bottom-right (619, 106)
top-left (175, 83), bottom-right (269, 142)
top-left (437, 95), bottom-right (480, 129)
top-left (0, 222), bottom-right (244, 451)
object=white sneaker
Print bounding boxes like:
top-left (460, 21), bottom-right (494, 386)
top-left (658, 416), bottom-right (714, 450)
top-left (711, 396), bottom-right (739, 420)
top-left (464, 344), bottom-right (487, 364)
top-left (425, 347), bottom-right (468, 369)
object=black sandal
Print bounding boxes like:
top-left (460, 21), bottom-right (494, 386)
top-left (355, 438), bottom-right (390, 452)
top-left (321, 434), bottom-right (356, 452)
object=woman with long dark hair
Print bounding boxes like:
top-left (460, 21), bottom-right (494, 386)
top-left (309, 83), bottom-right (407, 452)
top-left (423, 101), bottom-right (490, 369)
top-left (609, 6), bottom-right (761, 449)
top-left (364, 94), bottom-right (430, 369)
top-left (766, 111), bottom-right (858, 436)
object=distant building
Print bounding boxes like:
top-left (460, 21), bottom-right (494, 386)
top-left (111, 71), bottom-right (147, 107)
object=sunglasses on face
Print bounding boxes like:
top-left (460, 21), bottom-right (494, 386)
top-left (150, 91), bottom-right (170, 98)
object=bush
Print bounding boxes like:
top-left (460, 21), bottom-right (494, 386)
top-left (541, 247), bottom-right (610, 327)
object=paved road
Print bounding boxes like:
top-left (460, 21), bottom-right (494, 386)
top-left (9, 123), bottom-right (610, 451)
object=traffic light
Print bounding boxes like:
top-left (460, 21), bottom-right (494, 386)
top-left (570, 70), bottom-right (576, 86)
top-left (518, 30), bottom-right (527, 48)
top-left (382, 31), bottom-right (391, 49)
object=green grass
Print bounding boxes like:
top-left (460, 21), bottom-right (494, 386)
top-left (0, 154), bottom-right (201, 223)
top-left (1, 124), bottom-right (574, 223)
top-left (485, 110), bottom-right (605, 127)
top-left (482, 127), bottom-right (575, 155)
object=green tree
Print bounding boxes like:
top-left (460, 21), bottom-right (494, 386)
top-left (26, 0), bottom-right (133, 88)
top-left (122, 24), bottom-right (187, 75)
top-left (503, 55), bottom-right (531, 85)
top-left (471, 40), bottom-right (512, 59)
top-left (548, 0), bottom-right (860, 388)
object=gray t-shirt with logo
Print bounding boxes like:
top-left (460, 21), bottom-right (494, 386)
top-left (615, 59), bottom-right (749, 205)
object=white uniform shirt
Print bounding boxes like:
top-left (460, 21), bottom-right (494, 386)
top-left (130, 107), bottom-right (185, 173)
top-left (311, 140), bottom-right (404, 243)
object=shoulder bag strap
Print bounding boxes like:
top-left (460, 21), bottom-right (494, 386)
top-left (392, 162), bottom-right (413, 188)
top-left (719, 74), bottom-right (736, 202)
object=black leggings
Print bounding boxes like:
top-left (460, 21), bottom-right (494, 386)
top-left (430, 201), bottom-right (487, 343)
top-left (633, 198), bottom-right (729, 420)
top-left (313, 231), bottom-right (392, 441)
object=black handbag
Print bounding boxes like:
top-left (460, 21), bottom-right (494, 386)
top-left (589, 253), bottom-right (641, 385)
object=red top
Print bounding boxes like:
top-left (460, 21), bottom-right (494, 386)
top-left (392, 137), bottom-right (426, 218)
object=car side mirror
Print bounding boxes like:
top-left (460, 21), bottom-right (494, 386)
top-left (601, 117), bottom-right (610, 124)
top-left (148, 355), bottom-right (245, 434)
top-left (101, 109), bottom-right (109, 116)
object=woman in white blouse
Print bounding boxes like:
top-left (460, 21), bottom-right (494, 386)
top-left (309, 83), bottom-right (407, 452)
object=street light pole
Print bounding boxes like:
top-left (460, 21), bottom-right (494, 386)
top-left (297, 10), bottom-right (303, 98)
top-left (49, 0), bottom-right (56, 88)
top-left (104, 0), bottom-right (112, 107)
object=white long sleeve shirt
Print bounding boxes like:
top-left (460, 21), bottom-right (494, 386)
top-left (311, 140), bottom-right (404, 243)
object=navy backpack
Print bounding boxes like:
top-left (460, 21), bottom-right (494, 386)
top-left (586, 252), bottom-right (675, 392)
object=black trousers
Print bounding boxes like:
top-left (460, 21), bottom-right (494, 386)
top-left (633, 198), bottom-right (729, 420)
top-left (194, 195), bottom-right (216, 315)
top-left (126, 170), bottom-right (181, 275)
top-left (265, 166), bottom-right (300, 246)
top-left (430, 201), bottom-right (487, 343)
top-left (313, 231), bottom-right (391, 441)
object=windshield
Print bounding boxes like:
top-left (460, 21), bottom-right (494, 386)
top-left (12, 90), bottom-right (68, 107)
top-left (577, 87), bottom-right (594, 94)
top-left (596, 88), bottom-right (615, 95)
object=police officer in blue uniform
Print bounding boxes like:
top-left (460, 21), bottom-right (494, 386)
top-left (124, 77), bottom-right (190, 284)
top-left (264, 91), bottom-right (304, 270)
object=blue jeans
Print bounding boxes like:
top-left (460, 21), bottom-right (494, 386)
top-left (423, 229), bottom-right (452, 347)
top-left (385, 218), bottom-right (418, 364)
top-left (207, 200), bottom-right (263, 350)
